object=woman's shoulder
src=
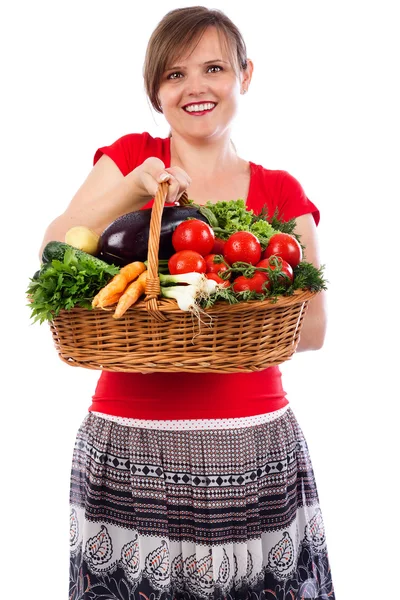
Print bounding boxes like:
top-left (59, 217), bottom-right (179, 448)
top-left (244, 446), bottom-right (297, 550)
top-left (94, 132), bottom-right (170, 174)
top-left (248, 162), bottom-right (320, 224)
top-left (113, 131), bottom-right (169, 147)
top-left (249, 161), bottom-right (303, 203)
top-left (250, 161), bottom-right (298, 186)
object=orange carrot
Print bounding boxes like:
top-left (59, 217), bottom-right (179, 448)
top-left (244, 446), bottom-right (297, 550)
top-left (113, 271), bottom-right (148, 319)
top-left (92, 261), bottom-right (146, 308)
top-left (97, 292), bottom-right (123, 308)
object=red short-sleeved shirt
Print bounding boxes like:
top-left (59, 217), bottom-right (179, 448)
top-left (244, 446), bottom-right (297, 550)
top-left (89, 132), bottom-right (320, 420)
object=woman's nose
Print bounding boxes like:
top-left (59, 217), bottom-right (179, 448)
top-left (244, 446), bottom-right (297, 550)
top-left (185, 72), bottom-right (208, 96)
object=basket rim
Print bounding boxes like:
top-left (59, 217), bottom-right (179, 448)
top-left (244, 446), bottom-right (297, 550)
top-left (53, 288), bottom-right (317, 320)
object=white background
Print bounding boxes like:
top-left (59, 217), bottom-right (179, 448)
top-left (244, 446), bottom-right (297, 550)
top-left (2, 1), bottom-right (399, 598)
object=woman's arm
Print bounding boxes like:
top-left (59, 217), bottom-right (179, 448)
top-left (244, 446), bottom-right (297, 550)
top-left (293, 213), bottom-right (327, 351)
top-left (38, 156), bottom-right (191, 258)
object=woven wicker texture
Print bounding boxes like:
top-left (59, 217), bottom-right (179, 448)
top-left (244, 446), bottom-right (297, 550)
top-left (49, 184), bottom-right (315, 372)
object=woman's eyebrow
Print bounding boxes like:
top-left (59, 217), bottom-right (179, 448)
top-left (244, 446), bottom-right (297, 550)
top-left (204, 59), bottom-right (229, 64)
top-left (166, 59), bottom-right (229, 70)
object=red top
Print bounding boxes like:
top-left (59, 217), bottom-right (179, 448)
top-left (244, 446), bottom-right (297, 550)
top-left (89, 132), bottom-right (320, 420)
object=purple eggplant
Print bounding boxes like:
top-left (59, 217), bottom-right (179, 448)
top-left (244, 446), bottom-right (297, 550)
top-left (98, 206), bottom-right (210, 266)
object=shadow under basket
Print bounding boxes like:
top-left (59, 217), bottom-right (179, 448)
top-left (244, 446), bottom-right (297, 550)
top-left (49, 289), bottom-right (315, 374)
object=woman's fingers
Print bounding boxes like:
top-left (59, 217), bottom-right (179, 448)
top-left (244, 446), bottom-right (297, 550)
top-left (164, 167), bottom-right (191, 204)
top-left (138, 158), bottom-right (191, 205)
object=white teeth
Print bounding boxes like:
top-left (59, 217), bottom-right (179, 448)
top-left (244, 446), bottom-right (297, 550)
top-left (184, 103), bottom-right (216, 113)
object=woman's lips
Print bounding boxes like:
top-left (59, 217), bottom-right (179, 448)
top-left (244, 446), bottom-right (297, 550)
top-left (182, 102), bottom-right (217, 116)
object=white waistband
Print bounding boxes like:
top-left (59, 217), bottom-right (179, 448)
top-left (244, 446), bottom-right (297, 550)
top-left (90, 405), bottom-right (289, 431)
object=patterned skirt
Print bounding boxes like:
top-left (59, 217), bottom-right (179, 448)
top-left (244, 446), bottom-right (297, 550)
top-left (69, 406), bottom-right (335, 600)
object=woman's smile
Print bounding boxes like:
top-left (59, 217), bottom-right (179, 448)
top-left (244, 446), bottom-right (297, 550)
top-left (182, 101), bottom-right (217, 116)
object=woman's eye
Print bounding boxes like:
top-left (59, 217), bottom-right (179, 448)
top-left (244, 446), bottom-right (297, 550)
top-left (167, 72), bottom-right (183, 80)
top-left (207, 65), bottom-right (222, 73)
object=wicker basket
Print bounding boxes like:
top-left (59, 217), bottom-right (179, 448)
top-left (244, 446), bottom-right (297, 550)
top-left (50, 183), bottom-right (316, 373)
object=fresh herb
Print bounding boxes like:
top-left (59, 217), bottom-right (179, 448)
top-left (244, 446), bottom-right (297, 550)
top-left (290, 262), bottom-right (328, 292)
top-left (197, 199), bottom-right (277, 249)
top-left (256, 206), bottom-right (303, 247)
top-left (27, 247), bottom-right (119, 323)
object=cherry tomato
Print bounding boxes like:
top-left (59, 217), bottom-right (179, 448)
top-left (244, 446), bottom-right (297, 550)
top-left (223, 231), bottom-right (261, 266)
top-left (206, 273), bottom-right (230, 288)
top-left (233, 272), bottom-right (270, 293)
top-left (204, 254), bottom-right (229, 276)
top-left (212, 237), bottom-right (226, 255)
top-left (168, 250), bottom-right (206, 275)
top-left (263, 233), bottom-right (302, 269)
top-left (172, 219), bottom-right (215, 256)
top-left (256, 257), bottom-right (294, 287)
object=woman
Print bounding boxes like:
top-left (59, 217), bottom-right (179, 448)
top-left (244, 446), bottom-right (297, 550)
top-left (41, 7), bottom-right (334, 600)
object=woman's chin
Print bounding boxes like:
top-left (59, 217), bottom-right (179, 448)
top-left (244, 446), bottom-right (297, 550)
top-left (175, 123), bottom-right (227, 142)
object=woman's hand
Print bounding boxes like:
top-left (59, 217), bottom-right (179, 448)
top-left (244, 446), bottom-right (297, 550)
top-left (38, 156), bottom-right (191, 258)
top-left (134, 157), bottom-right (191, 204)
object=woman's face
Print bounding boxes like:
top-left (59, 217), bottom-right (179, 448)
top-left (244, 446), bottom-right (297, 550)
top-left (158, 27), bottom-right (250, 142)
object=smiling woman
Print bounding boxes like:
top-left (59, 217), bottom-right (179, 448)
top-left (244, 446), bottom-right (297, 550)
top-left (156, 27), bottom-right (252, 143)
top-left (37, 6), bottom-right (334, 600)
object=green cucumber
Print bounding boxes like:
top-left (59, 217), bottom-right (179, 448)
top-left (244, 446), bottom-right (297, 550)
top-left (42, 241), bottom-right (116, 269)
top-left (32, 262), bottom-right (53, 280)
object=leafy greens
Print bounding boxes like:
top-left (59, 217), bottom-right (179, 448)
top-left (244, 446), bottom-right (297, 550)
top-left (27, 247), bottom-right (119, 323)
top-left (196, 199), bottom-right (277, 248)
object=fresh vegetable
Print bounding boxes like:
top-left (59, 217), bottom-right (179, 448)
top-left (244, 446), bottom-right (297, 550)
top-left (206, 272), bottom-right (230, 288)
top-left (211, 237), bottom-right (226, 255)
top-left (159, 272), bottom-right (208, 285)
top-left (256, 257), bottom-right (294, 287)
top-left (172, 219), bottom-right (215, 256)
top-left (98, 206), bottom-right (210, 266)
top-left (263, 233), bottom-right (303, 269)
top-left (92, 261), bottom-right (146, 308)
top-left (168, 250), bottom-right (207, 275)
top-left (160, 273), bottom-right (217, 313)
top-left (232, 272), bottom-right (269, 293)
top-left (97, 292), bottom-right (124, 308)
top-left (204, 254), bottom-right (229, 276)
top-left (223, 231), bottom-right (262, 266)
top-left (114, 271), bottom-right (148, 319)
top-left (197, 199), bottom-right (277, 248)
top-left (42, 241), bottom-right (114, 270)
top-left (27, 246), bottom-right (119, 323)
top-left (291, 262), bottom-right (327, 292)
top-left (65, 226), bottom-right (100, 255)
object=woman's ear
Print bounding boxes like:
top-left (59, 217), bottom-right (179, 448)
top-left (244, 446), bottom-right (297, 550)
top-left (241, 58), bottom-right (254, 94)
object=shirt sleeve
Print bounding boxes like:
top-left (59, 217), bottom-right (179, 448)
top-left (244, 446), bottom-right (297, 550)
top-left (278, 171), bottom-right (320, 226)
top-left (93, 133), bottom-right (148, 176)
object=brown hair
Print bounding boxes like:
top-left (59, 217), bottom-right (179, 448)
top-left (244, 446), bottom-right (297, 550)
top-left (143, 6), bottom-right (248, 113)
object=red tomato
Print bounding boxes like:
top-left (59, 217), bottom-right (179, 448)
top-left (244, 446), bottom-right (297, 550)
top-left (168, 250), bottom-right (206, 275)
top-left (223, 231), bottom-right (261, 266)
top-left (263, 233), bottom-right (302, 268)
top-left (256, 257), bottom-right (294, 287)
top-left (172, 219), bottom-right (215, 256)
top-left (233, 272), bottom-right (270, 293)
top-left (204, 254), bottom-right (229, 275)
top-left (206, 273), bottom-right (230, 288)
top-left (212, 237), bottom-right (226, 255)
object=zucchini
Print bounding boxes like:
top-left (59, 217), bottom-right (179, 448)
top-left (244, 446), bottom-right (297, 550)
top-left (42, 241), bottom-right (117, 269)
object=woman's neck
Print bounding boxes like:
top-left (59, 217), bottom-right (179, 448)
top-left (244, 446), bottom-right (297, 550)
top-left (169, 131), bottom-right (242, 177)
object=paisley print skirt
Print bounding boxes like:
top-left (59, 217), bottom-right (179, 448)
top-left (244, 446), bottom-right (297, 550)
top-left (69, 406), bottom-right (335, 600)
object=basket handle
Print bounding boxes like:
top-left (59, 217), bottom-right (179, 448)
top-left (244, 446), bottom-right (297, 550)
top-left (144, 186), bottom-right (189, 321)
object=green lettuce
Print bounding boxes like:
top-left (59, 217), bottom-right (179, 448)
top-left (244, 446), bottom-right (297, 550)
top-left (197, 199), bottom-right (277, 248)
